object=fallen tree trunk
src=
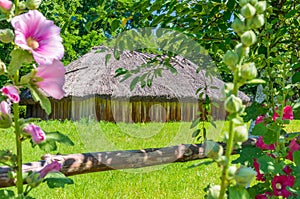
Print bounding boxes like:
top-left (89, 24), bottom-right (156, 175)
top-left (0, 138), bottom-right (258, 188)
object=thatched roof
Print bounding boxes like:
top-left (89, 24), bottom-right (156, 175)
top-left (64, 46), bottom-right (249, 102)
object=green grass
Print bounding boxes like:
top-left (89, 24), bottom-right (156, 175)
top-left (1, 120), bottom-right (300, 198)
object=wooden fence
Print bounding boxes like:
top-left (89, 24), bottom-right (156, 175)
top-left (0, 138), bottom-right (258, 188)
top-left (22, 96), bottom-right (227, 122)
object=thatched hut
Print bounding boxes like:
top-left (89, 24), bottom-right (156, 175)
top-left (21, 46), bottom-right (250, 122)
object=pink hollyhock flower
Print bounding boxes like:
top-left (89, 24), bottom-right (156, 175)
top-left (11, 10), bottom-right (64, 65)
top-left (35, 60), bottom-right (66, 99)
top-left (272, 175), bottom-right (295, 198)
top-left (1, 85), bottom-right (20, 103)
top-left (23, 123), bottom-right (46, 144)
top-left (286, 138), bottom-right (300, 161)
top-left (255, 115), bottom-right (265, 124)
top-left (273, 106), bottom-right (294, 121)
top-left (283, 106), bottom-right (294, 120)
top-left (39, 161), bottom-right (62, 178)
top-left (255, 192), bottom-right (272, 199)
top-left (256, 136), bottom-right (275, 150)
top-left (283, 166), bottom-right (292, 176)
top-left (253, 158), bottom-right (265, 181)
top-left (0, 0), bottom-right (12, 11)
top-left (0, 101), bottom-right (10, 115)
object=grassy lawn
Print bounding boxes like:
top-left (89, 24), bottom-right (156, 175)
top-left (0, 120), bottom-right (299, 198)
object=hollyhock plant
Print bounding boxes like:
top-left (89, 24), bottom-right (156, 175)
top-left (283, 166), bottom-right (292, 176)
top-left (35, 60), bottom-right (66, 99)
top-left (255, 115), bottom-right (265, 124)
top-left (0, 100), bottom-right (10, 115)
top-left (0, 0), bottom-right (12, 11)
top-left (23, 123), bottom-right (46, 144)
top-left (11, 10), bottom-right (64, 65)
top-left (272, 175), bottom-right (295, 197)
top-left (255, 192), bottom-right (272, 199)
top-left (39, 161), bottom-right (62, 179)
top-left (1, 85), bottom-right (20, 103)
top-left (286, 138), bottom-right (300, 161)
top-left (256, 136), bottom-right (275, 150)
top-left (272, 105), bottom-right (294, 121)
top-left (253, 158), bottom-right (265, 181)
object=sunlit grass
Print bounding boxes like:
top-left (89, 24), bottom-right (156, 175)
top-left (0, 120), bottom-right (299, 198)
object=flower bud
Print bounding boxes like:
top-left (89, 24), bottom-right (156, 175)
top-left (26, 172), bottom-right (43, 188)
top-left (251, 14), bottom-right (265, 29)
top-left (250, 0), bottom-right (258, 5)
top-left (18, 1), bottom-right (26, 10)
top-left (234, 124), bottom-right (248, 143)
top-left (231, 18), bottom-right (245, 35)
top-left (255, 1), bottom-right (267, 14)
top-left (0, 60), bottom-right (6, 74)
top-left (26, 0), bottom-right (42, 10)
top-left (0, 0), bottom-right (12, 12)
top-left (223, 50), bottom-right (239, 68)
top-left (222, 83), bottom-right (234, 97)
top-left (240, 62), bottom-right (257, 80)
top-left (239, 0), bottom-right (249, 6)
top-left (207, 185), bottom-right (223, 199)
top-left (205, 141), bottom-right (223, 160)
top-left (224, 95), bottom-right (244, 114)
top-left (0, 29), bottom-right (14, 43)
top-left (235, 43), bottom-right (250, 57)
top-left (228, 165), bottom-right (238, 179)
top-left (241, 30), bottom-right (257, 47)
top-left (240, 3), bottom-right (256, 19)
top-left (234, 167), bottom-right (257, 187)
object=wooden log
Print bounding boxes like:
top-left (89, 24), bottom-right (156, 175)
top-left (0, 138), bottom-right (258, 188)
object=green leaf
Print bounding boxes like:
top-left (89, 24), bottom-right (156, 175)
top-left (115, 68), bottom-right (128, 77)
top-left (8, 49), bottom-right (33, 75)
top-left (29, 86), bottom-right (51, 115)
top-left (251, 123), bottom-right (268, 136)
top-left (0, 189), bottom-right (15, 199)
top-left (111, 19), bottom-right (120, 32)
top-left (45, 131), bottom-right (74, 146)
top-left (293, 150), bottom-right (300, 166)
top-left (105, 54), bottom-right (111, 66)
top-left (192, 129), bottom-right (200, 138)
top-left (257, 155), bottom-right (284, 175)
top-left (292, 72), bottom-right (300, 84)
top-left (44, 172), bottom-right (74, 188)
top-left (229, 186), bottom-right (250, 199)
top-left (130, 76), bottom-right (140, 91)
top-left (246, 79), bottom-right (266, 84)
top-left (243, 102), bottom-right (268, 122)
top-left (190, 118), bottom-right (200, 128)
top-left (38, 140), bottom-right (57, 152)
top-left (233, 146), bottom-right (264, 166)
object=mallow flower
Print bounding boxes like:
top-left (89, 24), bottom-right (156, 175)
top-left (0, 0), bottom-right (12, 11)
top-left (23, 123), bottom-right (45, 144)
top-left (1, 85), bottom-right (20, 103)
top-left (35, 60), bottom-right (66, 99)
top-left (11, 10), bottom-right (64, 65)
top-left (272, 175), bottom-right (295, 198)
top-left (39, 161), bottom-right (62, 178)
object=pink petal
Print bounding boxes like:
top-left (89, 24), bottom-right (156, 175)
top-left (39, 161), bottom-right (62, 178)
top-left (0, 0), bottom-right (12, 10)
top-left (23, 123), bottom-right (46, 144)
top-left (36, 60), bottom-right (66, 99)
top-left (1, 85), bottom-right (20, 103)
top-left (11, 10), bottom-right (64, 65)
top-left (283, 106), bottom-right (293, 120)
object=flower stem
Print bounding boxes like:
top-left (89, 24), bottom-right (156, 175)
top-left (219, 70), bottom-right (239, 199)
top-left (14, 102), bottom-right (23, 195)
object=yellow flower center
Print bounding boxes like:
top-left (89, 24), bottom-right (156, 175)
top-left (276, 183), bottom-right (282, 190)
top-left (27, 37), bottom-right (39, 50)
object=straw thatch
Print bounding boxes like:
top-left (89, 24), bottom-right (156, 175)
top-left (22, 46), bottom-right (250, 122)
